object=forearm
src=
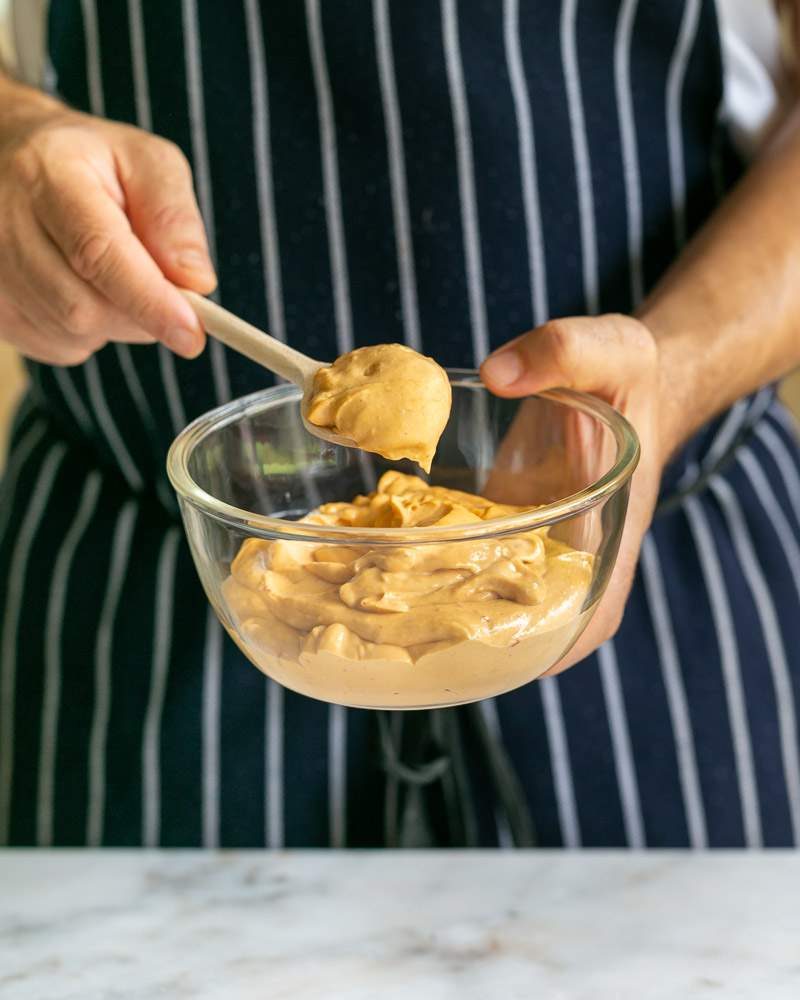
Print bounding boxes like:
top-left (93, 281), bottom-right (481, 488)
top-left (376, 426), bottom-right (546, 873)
top-left (640, 105), bottom-right (800, 462)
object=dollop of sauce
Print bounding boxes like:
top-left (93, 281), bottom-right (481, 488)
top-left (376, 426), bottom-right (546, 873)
top-left (305, 344), bottom-right (451, 472)
top-left (222, 472), bottom-right (594, 684)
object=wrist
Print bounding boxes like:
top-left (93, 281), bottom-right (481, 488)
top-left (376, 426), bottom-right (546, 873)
top-left (636, 310), bottom-right (699, 467)
top-left (0, 74), bottom-right (71, 149)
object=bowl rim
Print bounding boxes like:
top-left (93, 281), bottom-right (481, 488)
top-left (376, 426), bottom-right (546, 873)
top-left (166, 371), bottom-right (640, 544)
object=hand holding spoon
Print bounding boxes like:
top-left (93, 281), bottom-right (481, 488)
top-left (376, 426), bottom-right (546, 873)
top-left (182, 290), bottom-right (452, 471)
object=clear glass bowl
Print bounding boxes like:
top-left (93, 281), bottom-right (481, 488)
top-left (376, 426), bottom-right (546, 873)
top-left (167, 372), bottom-right (639, 710)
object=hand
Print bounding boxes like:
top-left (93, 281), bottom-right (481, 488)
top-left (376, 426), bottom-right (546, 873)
top-left (480, 314), bottom-right (663, 674)
top-left (0, 100), bottom-right (215, 366)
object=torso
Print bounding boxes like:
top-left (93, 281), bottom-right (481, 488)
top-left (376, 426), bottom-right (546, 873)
top-left (32, 0), bottom-right (743, 495)
top-left (3, 1), bottom-right (800, 849)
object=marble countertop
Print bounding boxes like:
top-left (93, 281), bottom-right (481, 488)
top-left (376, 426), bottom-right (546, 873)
top-left (1, 851), bottom-right (799, 999)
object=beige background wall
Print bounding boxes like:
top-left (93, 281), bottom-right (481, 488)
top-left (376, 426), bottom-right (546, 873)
top-left (0, 343), bottom-right (24, 465)
top-left (785, 369), bottom-right (800, 418)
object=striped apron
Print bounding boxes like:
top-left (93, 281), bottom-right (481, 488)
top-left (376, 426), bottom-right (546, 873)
top-left (2, 0), bottom-right (800, 848)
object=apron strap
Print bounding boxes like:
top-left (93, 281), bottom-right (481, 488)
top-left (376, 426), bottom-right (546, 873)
top-left (379, 706), bottom-right (537, 848)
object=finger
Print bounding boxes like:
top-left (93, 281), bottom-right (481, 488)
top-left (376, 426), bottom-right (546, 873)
top-left (0, 297), bottom-right (105, 366)
top-left (117, 134), bottom-right (217, 294)
top-left (32, 160), bottom-right (206, 357)
top-left (112, 329), bottom-right (157, 345)
top-left (541, 455), bottom-right (660, 677)
top-left (3, 209), bottom-right (159, 346)
top-left (544, 553), bottom-right (638, 676)
top-left (480, 314), bottom-right (657, 398)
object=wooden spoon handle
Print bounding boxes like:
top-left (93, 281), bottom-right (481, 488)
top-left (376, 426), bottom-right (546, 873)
top-left (181, 290), bottom-right (320, 386)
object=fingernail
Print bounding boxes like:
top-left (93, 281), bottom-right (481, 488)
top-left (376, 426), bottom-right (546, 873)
top-left (482, 349), bottom-right (524, 388)
top-left (168, 328), bottom-right (203, 357)
top-left (177, 248), bottom-right (215, 276)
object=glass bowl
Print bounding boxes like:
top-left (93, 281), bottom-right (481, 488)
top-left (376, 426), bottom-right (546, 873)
top-left (167, 372), bottom-right (639, 710)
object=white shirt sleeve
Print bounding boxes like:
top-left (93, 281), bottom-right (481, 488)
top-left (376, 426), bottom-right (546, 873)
top-left (716, 0), bottom-right (791, 159)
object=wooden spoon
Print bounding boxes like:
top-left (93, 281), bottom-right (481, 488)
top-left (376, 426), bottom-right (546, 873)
top-left (181, 290), bottom-right (356, 448)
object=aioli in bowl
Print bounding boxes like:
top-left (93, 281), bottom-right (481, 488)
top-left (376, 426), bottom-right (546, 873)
top-left (167, 376), bottom-right (639, 709)
top-left (221, 470), bottom-right (595, 708)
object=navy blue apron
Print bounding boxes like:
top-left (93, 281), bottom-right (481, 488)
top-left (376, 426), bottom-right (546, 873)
top-left (2, 0), bottom-right (800, 848)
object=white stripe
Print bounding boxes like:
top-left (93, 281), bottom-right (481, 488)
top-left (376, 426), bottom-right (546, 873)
top-left (43, 55), bottom-right (57, 95)
top-left (738, 446), bottom-right (800, 608)
top-left (699, 400), bottom-right (748, 476)
top-left (158, 347), bottom-right (187, 435)
top-left (478, 699), bottom-right (513, 848)
top-left (684, 494), bottom-right (762, 846)
top-left (430, 712), bottom-right (464, 847)
top-left (373, 0), bottom-right (422, 350)
top-left (495, 810), bottom-right (513, 850)
top-left (771, 399), bottom-right (800, 440)
top-left (182, 0), bottom-right (230, 403)
top-left (305, 0), bottom-right (354, 356)
top-left (700, 389), bottom-right (773, 478)
top-left (0, 420), bottom-right (48, 550)
top-left (560, 0), bottom-right (598, 315)
top-left (747, 387), bottom-right (774, 427)
top-left (539, 677), bottom-right (581, 848)
top-left (37, 471), bottom-right (102, 846)
top-left (53, 367), bottom-right (93, 435)
top-left (142, 527), bottom-right (180, 847)
top-left (356, 450), bottom-right (378, 496)
top-left (755, 419), bottom-right (800, 528)
top-left (240, 423), bottom-right (275, 528)
top-left (284, 400), bottom-right (323, 509)
top-left (666, 0), bottom-right (701, 249)
top-left (640, 534), bottom-right (707, 848)
top-left (710, 472), bottom-right (800, 842)
top-left (597, 640), bottom-right (645, 848)
top-left (328, 703), bottom-right (347, 847)
top-left (503, 0), bottom-right (548, 327)
top-left (384, 712), bottom-right (402, 844)
top-left (0, 443), bottom-right (66, 845)
top-left (76, 3), bottom-right (143, 489)
top-left (115, 344), bottom-right (157, 440)
top-left (86, 500), bottom-right (138, 846)
top-left (126, 0), bottom-right (152, 131)
top-left (614, 0), bottom-right (644, 308)
top-left (80, 0), bottom-right (105, 115)
top-left (244, 0), bottom-right (287, 345)
top-left (202, 605), bottom-right (222, 848)
top-left (85, 358), bottom-right (143, 492)
top-left (80, 7), bottom-right (144, 490)
top-left (266, 680), bottom-right (284, 848)
top-left (441, 0), bottom-right (490, 362)
top-left (244, 0), bottom-right (321, 511)
top-left (127, 0), bottom-right (189, 433)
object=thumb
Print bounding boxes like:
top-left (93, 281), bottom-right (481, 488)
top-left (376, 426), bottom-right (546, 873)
top-left (119, 134), bottom-right (217, 294)
top-left (480, 314), bottom-right (655, 399)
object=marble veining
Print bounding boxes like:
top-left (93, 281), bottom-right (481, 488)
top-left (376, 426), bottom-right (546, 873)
top-left (1, 851), bottom-right (799, 999)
